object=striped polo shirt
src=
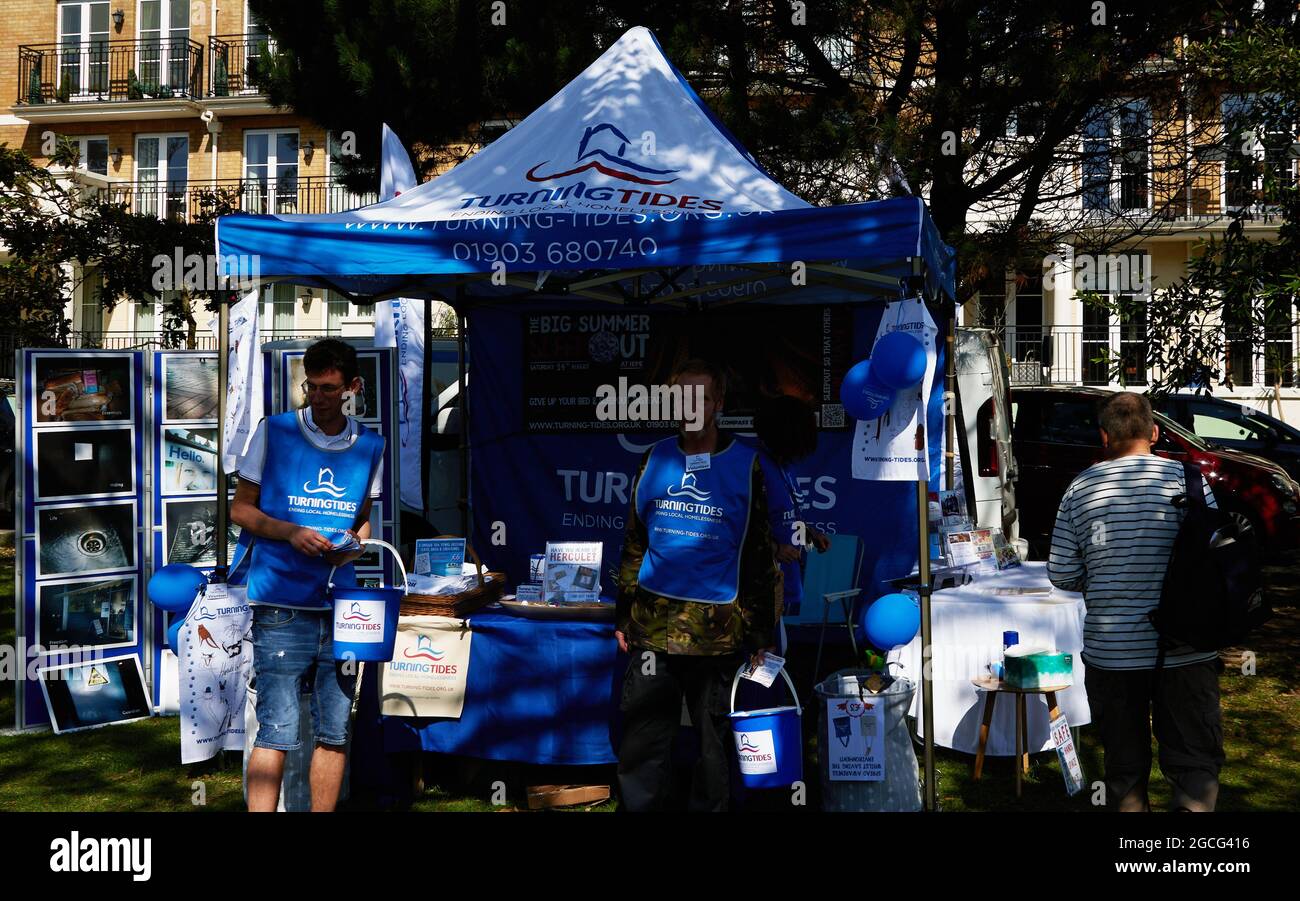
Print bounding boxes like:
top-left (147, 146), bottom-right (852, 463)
top-left (1047, 454), bottom-right (1219, 671)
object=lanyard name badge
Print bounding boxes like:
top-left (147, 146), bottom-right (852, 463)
top-left (685, 453), bottom-right (711, 473)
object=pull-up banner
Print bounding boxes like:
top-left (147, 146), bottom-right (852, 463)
top-left (468, 302), bottom-right (945, 602)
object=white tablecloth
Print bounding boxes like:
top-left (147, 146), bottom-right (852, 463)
top-left (887, 562), bottom-right (1091, 756)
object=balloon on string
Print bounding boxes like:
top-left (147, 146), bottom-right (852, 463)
top-left (856, 592), bottom-right (921, 650)
top-left (839, 360), bottom-right (894, 421)
top-left (166, 617), bottom-right (185, 656)
top-left (147, 563), bottom-right (206, 614)
top-left (871, 330), bottom-right (928, 389)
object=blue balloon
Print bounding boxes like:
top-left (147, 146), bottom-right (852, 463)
top-left (839, 360), bottom-right (894, 421)
top-left (857, 592), bottom-right (921, 650)
top-left (166, 617), bottom-right (185, 656)
top-left (147, 563), bottom-right (206, 614)
top-left (871, 331), bottom-right (927, 389)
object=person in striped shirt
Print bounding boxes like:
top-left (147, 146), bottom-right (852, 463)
top-left (1048, 392), bottom-right (1224, 812)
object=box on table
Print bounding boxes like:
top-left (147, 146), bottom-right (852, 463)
top-left (1003, 647), bottom-right (1073, 689)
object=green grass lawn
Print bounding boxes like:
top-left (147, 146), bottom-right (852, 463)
top-left (2, 547), bottom-right (1296, 812)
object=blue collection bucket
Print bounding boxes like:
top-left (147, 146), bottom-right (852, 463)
top-left (330, 539), bottom-right (408, 663)
top-left (729, 664), bottom-right (803, 790)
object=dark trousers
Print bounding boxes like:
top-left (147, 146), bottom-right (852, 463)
top-left (617, 649), bottom-right (741, 812)
top-left (1084, 660), bottom-right (1225, 812)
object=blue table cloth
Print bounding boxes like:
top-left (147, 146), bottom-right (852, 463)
top-left (355, 612), bottom-right (625, 767)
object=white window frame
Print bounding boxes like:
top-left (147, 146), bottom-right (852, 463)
top-left (1220, 92), bottom-right (1298, 215)
top-left (244, 128), bottom-right (300, 214)
top-left (1076, 252), bottom-right (1150, 388)
top-left (1080, 99), bottom-right (1153, 214)
top-left (261, 283), bottom-right (298, 336)
top-left (135, 0), bottom-right (191, 95)
top-left (324, 290), bottom-right (374, 333)
top-left (1222, 296), bottom-right (1299, 391)
top-left (56, 1), bottom-right (111, 99)
top-left (70, 135), bottom-right (110, 174)
top-left (134, 132), bottom-right (189, 219)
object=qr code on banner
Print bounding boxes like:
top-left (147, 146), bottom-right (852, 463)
top-left (821, 404), bottom-right (845, 428)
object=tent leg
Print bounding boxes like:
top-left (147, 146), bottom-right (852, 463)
top-left (455, 283), bottom-right (469, 539)
top-left (421, 296), bottom-right (433, 521)
top-left (214, 297), bottom-right (230, 581)
top-left (917, 475), bottom-right (936, 811)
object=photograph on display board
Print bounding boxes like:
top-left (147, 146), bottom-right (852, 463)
top-left (286, 353), bottom-right (381, 420)
top-left (32, 355), bottom-right (133, 424)
top-left (38, 655), bottom-right (152, 734)
top-left (521, 306), bottom-right (855, 431)
top-left (37, 502), bottom-right (136, 577)
top-left (162, 354), bottom-right (219, 422)
top-left (36, 576), bottom-right (137, 654)
top-left (33, 425), bottom-right (135, 500)
top-left (161, 427), bottom-right (236, 494)
top-left (163, 497), bottom-right (240, 567)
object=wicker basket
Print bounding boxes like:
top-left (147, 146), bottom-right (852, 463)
top-left (399, 537), bottom-right (504, 618)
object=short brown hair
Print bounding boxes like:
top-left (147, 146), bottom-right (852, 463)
top-left (670, 358), bottom-right (727, 398)
top-left (1098, 392), bottom-right (1155, 444)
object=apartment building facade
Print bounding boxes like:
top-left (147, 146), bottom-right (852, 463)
top-left (960, 85), bottom-right (1299, 422)
top-left (0, 0), bottom-right (380, 348)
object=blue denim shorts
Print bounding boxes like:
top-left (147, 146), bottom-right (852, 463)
top-left (251, 605), bottom-right (357, 752)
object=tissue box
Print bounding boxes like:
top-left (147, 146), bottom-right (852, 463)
top-left (1004, 648), bottom-right (1073, 690)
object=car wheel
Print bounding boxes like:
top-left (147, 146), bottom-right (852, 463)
top-left (1226, 509), bottom-right (1258, 538)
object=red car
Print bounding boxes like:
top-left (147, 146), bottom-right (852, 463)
top-left (994, 387), bottom-right (1300, 555)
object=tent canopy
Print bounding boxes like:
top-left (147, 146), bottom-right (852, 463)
top-left (215, 27), bottom-right (957, 306)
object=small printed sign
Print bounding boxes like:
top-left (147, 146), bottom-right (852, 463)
top-left (740, 653), bottom-right (786, 689)
top-left (734, 728), bottom-right (778, 775)
top-left (415, 538), bottom-right (466, 576)
top-left (825, 697), bottom-right (885, 782)
top-left (1051, 713), bottom-right (1086, 796)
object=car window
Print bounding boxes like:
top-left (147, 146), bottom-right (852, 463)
top-left (1039, 398), bottom-right (1100, 446)
top-left (1190, 402), bottom-right (1275, 442)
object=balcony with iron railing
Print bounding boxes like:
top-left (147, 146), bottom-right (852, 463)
top-left (17, 38), bottom-right (204, 104)
top-left (993, 324), bottom-right (1297, 390)
top-left (208, 34), bottom-right (276, 97)
top-left (104, 175), bottom-right (378, 221)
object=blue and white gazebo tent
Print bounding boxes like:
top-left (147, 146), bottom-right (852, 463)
top-left (216, 26), bottom-right (959, 809)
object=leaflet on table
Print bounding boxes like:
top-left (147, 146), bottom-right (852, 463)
top-left (414, 538), bottom-right (466, 576)
top-left (740, 653), bottom-right (786, 688)
top-left (515, 583), bottom-right (543, 602)
top-left (543, 541), bottom-right (603, 603)
top-left (943, 527), bottom-right (1018, 572)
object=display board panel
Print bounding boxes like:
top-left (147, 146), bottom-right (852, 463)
top-left (17, 350), bottom-right (149, 730)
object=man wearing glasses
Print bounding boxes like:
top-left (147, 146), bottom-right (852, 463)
top-left (231, 339), bottom-right (386, 812)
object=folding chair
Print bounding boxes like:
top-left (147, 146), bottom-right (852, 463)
top-left (782, 535), bottom-right (864, 682)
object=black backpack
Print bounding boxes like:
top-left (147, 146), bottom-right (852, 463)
top-left (1152, 462), bottom-right (1270, 652)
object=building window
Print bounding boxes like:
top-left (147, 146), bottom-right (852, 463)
top-left (135, 133), bottom-right (188, 219)
top-left (245, 130), bottom-right (299, 214)
top-left (72, 136), bottom-right (109, 175)
top-left (325, 290), bottom-right (375, 332)
top-left (57, 1), bottom-right (110, 98)
top-left (1222, 93), bottom-right (1296, 212)
top-left (77, 266), bottom-right (104, 341)
top-left (262, 284), bottom-right (296, 336)
top-left (1082, 100), bottom-right (1152, 213)
top-left (1227, 300), bottom-right (1298, 389)
top-left (137, 0), bottom-right (192, 95)
top-left (1078, 252), bottom-right (1149, 385)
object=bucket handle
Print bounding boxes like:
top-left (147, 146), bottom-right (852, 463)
top-left (327, 538), bottom-right (408, 595)
top-left (729, 662), bottom-right (801, 717)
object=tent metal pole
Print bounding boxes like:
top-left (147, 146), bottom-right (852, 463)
top-left (421, 296), bottom-right (433, 520)
top-left (456, 280), bottom-right (469, 539)
top-left (214, 294), bottom-right (230, 581)
top-left (911, 257), bottom-right (936, 812)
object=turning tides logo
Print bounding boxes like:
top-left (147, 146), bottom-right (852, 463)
top-left (458, 122), bottom-right (726, 212)
top-left (390, 633), bottom-right (459, 675)
top-left (403, 634), bottom-right (444, 662)
top-left (527, 123), bottom-right (678, 186)
top-left (303, 467), bottom-right (348, 499)
top-left (342, 602), bottom-right (372, 622)
top-left (666, 472), bottom-right (710, 502)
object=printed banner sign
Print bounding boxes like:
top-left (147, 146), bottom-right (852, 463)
top-left (179, 583), bottom-right (253, 764)
top-left (379, 619), bottom-right (472, 718)
top-left (1051, 713), bottom-right (1086, 796)
top-left (826, 695), bottom-right (885, 782)
top-left (851, 299), bottom-right (938, 481)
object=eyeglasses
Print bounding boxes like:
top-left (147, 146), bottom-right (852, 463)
top-left (302, 379), bottom-right (347, 396)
